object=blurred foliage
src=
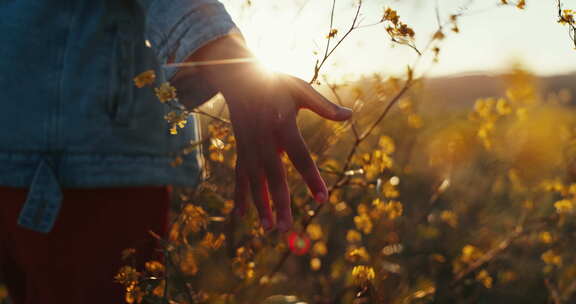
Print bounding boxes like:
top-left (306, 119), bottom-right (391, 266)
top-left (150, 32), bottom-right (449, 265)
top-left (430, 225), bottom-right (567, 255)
top-left (120, 65), bottom-right (576, 303)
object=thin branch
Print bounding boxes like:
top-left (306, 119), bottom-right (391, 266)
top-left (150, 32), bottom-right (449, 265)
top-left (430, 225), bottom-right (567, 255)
top-left (192, 109), bottom-right (230, 124)
top-left (310, 0), bottom-right (364, 84)
top-left (451, 227), bottom-right (523, 285)
top-left (324, 0), bottom-right (338, 61)
top-left (312, 77), bottom-right (360, 159)
top-left (324, 76), bottom-right (345, 106)
top-left (435, 0), bottom-right (442, 29)
top-left (359, 81), bottom-right (412, 141)
top-left (450, 215), bottom-right (556, 288)
top-left (557, 0), bottom-right (576, 49)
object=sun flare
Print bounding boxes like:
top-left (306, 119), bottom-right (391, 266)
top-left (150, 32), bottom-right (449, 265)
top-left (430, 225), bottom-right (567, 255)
top-left (247, 33), bottom-right (314, 80)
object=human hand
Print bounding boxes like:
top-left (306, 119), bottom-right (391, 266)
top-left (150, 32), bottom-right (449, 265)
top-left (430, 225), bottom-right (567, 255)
top-left (173, 35), bottom-right (352, 231)
top-left (225, 72), bottom-right (351, 231)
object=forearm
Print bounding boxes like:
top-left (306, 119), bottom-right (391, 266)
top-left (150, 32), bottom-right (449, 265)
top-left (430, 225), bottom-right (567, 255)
top-left (171, 34), bottom-right (267, 109)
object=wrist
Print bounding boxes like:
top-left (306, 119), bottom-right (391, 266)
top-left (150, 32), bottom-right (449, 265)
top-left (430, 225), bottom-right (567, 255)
top-left (173, 35), bottom-right (269, 97)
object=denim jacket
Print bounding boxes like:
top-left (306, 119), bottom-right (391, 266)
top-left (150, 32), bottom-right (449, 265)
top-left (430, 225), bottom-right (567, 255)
top-left (0, 0), bottom-right (236, 233)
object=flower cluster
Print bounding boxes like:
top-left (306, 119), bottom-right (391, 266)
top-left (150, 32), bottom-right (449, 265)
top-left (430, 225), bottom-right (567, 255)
top-left (382, 7), bottom-right (418, 52)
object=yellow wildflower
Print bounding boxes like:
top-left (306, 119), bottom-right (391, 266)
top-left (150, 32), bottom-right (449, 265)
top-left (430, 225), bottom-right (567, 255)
top-left (379, 135), bottom-right (396, 154)
top-left (313, 241), bottom-right (328, 256)
top-left (354, 213), bottom-right (373, 234)
top-left (496, 98), bottom-right (512, 115)
top-left (541, 250), bottom-right (562, 267)
top-left (554, 199), bottom-right (573, 214)
top-left (440, 210), bottom-right (458, 228)
top-left (432, 30), bottom-right (445, 40)
top-left (310, 258), bottom-right (322, 271)
top-left (516, 0), bottom-right (525, 9)
top-left (346, 230), bottom-right (363, 243)
top-left (152, 281), bottom-right (165, 298)
top-left (201, 233), bottom-right (226, 250)
top-left (383, 8), bottom-right (399, 25)
top-left (133, 70), bottom-right (156, 88)
top-left (170, 155), bottom-right (183, 167)
top-left (114, 266), bottom-right (140, 286)
top-left (539, 231), bottom-right (553, 244)
top-left (307, 224), bottom-right (323, 241)
top-left (383, 200), bottom-right (403, 219)
top-left (154, 82), bottom-right (177, 103)
top-left (326, 28), bottom-right (338, 39)
top-left (125, 283), bottom-right (144, 304)
top-left (461, 245), bottom-right (483, 264)
top-left (145, 261), bottom-right (165, 276)
top-left (210, 151), bottom-right (224, 162)
top-left (476, 270), bottom-right (493, 288)
top-left (352, 265), bottom-right (376, 285)
top-left (346, 246), bottom-right (371, 262)
top-left (560, 9), bottom-right (575, 25)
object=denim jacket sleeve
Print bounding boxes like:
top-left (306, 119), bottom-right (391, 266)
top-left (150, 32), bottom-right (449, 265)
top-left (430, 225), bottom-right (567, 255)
top-left (139, 0), bottom-right (238, 80)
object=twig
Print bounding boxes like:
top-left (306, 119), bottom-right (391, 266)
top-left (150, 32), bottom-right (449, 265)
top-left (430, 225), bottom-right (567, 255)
top-left (359, 81), bottom-right (412, 141)
top-left (309, 0), bottom-right (365, 84)
top-left (450, 214), bottom-right (557, 288)
top-left (324, 0), bottom-right (337, 61)
top-left (557, 0), bottom-right (576, 49)
top-left (451, 227), bottom-right (523, 285)
top-left (192, 109), bottom-right (230, 124)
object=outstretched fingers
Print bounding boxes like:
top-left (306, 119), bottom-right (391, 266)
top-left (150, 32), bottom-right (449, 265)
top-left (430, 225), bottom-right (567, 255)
top-left (234, 129), bottom-right (274, 230)
top-left (261, 142), bottom-right (292, 232)
top-left (281, 119), bottom-right (328, 203)
top-left (249, 172), bottom-right (274, 230)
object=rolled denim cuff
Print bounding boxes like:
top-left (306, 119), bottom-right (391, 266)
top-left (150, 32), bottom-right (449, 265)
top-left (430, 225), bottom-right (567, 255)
top-left (145, 0), bottom-right (238, 79)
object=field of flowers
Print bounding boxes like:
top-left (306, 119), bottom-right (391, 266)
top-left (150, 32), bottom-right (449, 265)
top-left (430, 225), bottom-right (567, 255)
top-left (117, 66), bottom-right (575, 304)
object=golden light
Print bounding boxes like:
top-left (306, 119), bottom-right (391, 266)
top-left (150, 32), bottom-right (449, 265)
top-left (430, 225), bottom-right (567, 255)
top-left (244, 17), bottom-right (315, 80)
top-left (226, 2), bottom-right (326, 80)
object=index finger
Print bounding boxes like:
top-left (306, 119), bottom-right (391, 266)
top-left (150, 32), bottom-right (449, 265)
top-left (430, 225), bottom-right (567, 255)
top-left (286, 75), bottom-right (352, 121)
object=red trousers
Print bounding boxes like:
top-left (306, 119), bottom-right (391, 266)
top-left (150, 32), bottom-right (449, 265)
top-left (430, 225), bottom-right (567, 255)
top-left (0, 187), bottom-right (170, 304)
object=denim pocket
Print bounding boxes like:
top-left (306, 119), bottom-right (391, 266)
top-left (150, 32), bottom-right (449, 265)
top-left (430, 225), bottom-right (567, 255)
top-left (107, 21), bottom-right (136, 125)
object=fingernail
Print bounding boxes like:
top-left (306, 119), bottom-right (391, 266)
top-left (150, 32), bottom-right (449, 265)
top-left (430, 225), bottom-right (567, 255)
top-left (338, 107), bottom-right (353, 120)
top-left (315, 192), bottom-right (327, 203)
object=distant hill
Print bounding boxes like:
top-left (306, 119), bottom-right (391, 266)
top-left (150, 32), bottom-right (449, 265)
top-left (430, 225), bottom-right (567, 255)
top-left (419, 72), bottom-right (576, 113)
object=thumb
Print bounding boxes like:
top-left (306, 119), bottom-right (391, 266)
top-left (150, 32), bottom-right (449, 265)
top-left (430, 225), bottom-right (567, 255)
top-left (286, 76), bottom-right (352, 121)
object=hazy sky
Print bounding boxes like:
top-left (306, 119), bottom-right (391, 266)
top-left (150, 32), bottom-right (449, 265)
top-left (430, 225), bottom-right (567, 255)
top-left (222, 0), bottom-right (575, 79)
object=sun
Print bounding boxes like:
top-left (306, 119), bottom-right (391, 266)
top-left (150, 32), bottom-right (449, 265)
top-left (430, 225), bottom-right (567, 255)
top-left (225, 0), bottom-right (367, 82)
top-left (236, 6), bottom-right (320, 81)
top-left (247, 35), bottom-right (314, 80)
